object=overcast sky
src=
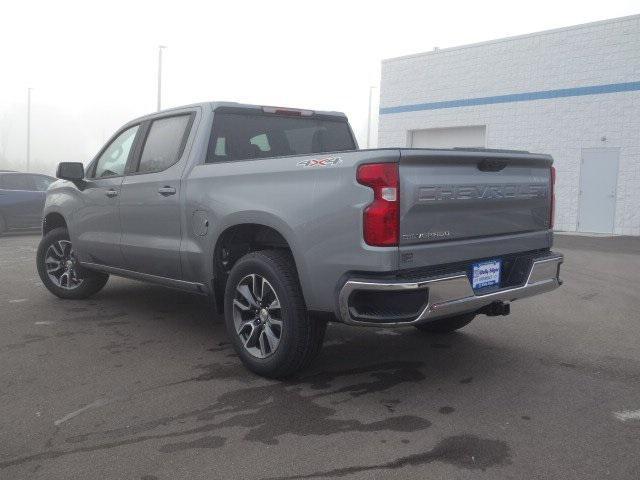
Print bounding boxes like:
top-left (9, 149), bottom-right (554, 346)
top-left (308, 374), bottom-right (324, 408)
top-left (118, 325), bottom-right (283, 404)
top-left (0, 0), bottom-right (637, 174)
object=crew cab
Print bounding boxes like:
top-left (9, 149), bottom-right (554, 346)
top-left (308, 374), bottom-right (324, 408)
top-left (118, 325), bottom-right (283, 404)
top-left (37, 102), bottom-right (562, 377)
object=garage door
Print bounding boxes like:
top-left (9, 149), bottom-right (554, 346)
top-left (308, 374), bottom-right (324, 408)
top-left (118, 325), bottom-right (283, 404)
top-left (410, 125), bottom-right (486, 148)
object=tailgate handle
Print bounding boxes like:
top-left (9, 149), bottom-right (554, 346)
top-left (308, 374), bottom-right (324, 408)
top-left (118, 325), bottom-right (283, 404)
top-left (478, 159), bottom-right (507, 172)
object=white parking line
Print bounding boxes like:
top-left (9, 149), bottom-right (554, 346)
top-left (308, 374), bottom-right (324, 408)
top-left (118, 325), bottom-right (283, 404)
top-left (54, 398), bottom-right (110, 426)
top-left (613, 409), bottom-right (640, 422)
top-left (35, 321), bottom-right (55, 325)
top-left (9, 299), bottom-right (28, 303)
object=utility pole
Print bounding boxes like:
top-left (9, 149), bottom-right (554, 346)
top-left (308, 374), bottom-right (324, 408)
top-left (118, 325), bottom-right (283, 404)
top-left (157, 45), bottom-right (167, 111)
top-left (366, 86), bottom-right (376, 148)
top-left (26, 87), bottom-right (32, 172)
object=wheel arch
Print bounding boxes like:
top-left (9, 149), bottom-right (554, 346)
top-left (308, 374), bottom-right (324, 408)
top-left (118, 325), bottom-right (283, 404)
top-left (43, 211), bottom-right (68, 235)
top-left (210, 220), bottom-right (307, 314)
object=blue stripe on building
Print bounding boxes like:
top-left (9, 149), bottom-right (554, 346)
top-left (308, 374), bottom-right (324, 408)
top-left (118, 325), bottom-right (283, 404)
top-left (379, 81), bottom-right (640, 115)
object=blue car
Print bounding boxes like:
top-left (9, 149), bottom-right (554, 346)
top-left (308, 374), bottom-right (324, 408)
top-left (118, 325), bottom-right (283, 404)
top-left (0, 171), bottom-right (56, 234)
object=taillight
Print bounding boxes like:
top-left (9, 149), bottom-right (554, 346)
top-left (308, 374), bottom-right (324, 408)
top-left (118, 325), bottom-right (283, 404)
top-left (550, 166), bottom-right (556, 228)
top-left (357, 163), bottom-right (399, 246)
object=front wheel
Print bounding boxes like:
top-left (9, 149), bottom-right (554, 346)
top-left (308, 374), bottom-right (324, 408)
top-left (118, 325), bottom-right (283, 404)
top-left (413, 313), bottom-right (476, 334)
top-left (36, 227), bottom-right (109, 299)
top-left (224, 249), bottom-right (326, 378)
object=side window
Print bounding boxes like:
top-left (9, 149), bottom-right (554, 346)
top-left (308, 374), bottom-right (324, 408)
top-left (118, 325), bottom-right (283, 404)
top-left (93, 125), bottom-right (139, 178)
top-left (137, 115), bottom-right (191, 174)
top-left (33, 176), bottom-right (54, 191)
top-left (250, 134), bottom-right (271, 153)
top-left (0, 174), bottom-right (36, 191)
top-left (214, 137), bottom-right (226, 157)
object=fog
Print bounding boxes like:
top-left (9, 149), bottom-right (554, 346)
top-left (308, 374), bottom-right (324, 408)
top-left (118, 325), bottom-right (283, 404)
top-left (0, 0), bottom-right (637, 175)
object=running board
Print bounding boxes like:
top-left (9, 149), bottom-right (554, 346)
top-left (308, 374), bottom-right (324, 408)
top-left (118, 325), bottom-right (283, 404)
top-left (80, 262), bottom-right (208, 294)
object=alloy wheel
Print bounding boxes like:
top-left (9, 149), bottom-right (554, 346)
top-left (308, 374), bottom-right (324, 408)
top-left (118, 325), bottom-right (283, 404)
top-left (232, 273), bottom-right (283, 358)
top-left (44, 240), bottom-right (84, 290)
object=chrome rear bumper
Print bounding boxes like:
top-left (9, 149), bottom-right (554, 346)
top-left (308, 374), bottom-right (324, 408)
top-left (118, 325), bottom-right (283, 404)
top-left (338, 253), bottom-right (563, 327)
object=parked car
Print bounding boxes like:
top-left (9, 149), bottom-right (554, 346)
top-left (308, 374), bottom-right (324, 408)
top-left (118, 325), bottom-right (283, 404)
top-left (37, 102), bottom-right (563, 377)
top-left (0, 171), bottom-right (56, 234)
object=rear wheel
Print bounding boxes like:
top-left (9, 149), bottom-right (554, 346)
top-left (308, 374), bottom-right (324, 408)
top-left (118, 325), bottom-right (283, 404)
top-left (36, 227), bottom-right (109, 299)
top-left (224, 249), bottom-right (326, 378)
top-left (413, 313), bottom-right (476, 334)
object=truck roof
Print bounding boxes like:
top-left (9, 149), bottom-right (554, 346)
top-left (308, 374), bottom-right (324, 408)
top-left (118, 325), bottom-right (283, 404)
top-left (128, 102), bottom-right (348, 124)
top-left (211, 102), bottom-right (348, 119)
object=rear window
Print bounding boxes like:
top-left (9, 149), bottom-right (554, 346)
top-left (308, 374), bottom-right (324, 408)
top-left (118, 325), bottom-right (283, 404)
top-left (207, 111), bottom-right (356, 163)
top-left (33, 175), bottom-right (54, 191)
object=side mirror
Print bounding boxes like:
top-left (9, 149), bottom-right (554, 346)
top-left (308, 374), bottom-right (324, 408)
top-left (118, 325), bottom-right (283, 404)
top-left (56, 162), bottom-right (84, 181)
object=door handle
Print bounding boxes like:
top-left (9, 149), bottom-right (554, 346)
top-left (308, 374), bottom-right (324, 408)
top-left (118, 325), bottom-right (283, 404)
top-left (158, 186), bottom-right (176, 196)
top-left (105, 189), bottom-right (119, 198)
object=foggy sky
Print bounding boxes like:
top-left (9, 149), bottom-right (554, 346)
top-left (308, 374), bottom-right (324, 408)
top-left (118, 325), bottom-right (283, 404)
top-left (1, 0), bottom-right (637, 175)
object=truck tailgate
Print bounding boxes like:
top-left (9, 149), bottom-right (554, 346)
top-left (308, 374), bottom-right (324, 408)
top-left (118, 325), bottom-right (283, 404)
top-left (399, 149), bottom-right (553, 247)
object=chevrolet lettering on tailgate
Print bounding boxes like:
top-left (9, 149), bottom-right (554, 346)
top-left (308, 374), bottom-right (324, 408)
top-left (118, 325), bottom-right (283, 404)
top-left (418, 183), bottom-right (548, 202)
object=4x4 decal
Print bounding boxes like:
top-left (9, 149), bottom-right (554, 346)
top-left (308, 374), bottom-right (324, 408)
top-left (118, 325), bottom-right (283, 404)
top-left (296, 157), bottom-right (342, 168)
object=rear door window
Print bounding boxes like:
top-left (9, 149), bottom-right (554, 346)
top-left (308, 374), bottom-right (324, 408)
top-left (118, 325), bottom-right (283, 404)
top-left (207, 111), bottom-right (356, 163)
top-left (136, 115), bottom-right (192, 174)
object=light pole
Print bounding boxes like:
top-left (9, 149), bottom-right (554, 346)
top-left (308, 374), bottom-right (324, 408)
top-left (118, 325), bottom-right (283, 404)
top-left (26, 87), bottom-right (33, 172)
top-left (157, 45), bottom-right (167, 111)
top-left (366, 86), bottom-right (376, 149)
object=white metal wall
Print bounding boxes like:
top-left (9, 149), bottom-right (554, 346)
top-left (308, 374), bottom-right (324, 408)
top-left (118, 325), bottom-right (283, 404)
top-left (410, 126), bottom-right (486, 148)
top-left (378, 15), bottom-right (640, 235)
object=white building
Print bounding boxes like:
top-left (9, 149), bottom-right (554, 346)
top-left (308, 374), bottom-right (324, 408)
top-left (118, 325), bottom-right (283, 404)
top-left (378, 15), bottom-right (640, 235)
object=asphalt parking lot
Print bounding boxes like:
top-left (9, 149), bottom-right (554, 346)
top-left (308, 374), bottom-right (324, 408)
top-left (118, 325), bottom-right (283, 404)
top-left (1, 233), bottom-right (639, 479)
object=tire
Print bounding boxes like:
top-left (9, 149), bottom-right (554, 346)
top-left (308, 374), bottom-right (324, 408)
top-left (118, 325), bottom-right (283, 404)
top-left (224, 249), bottom-right (326, 378)
top-left (36, 227), bottom-right (109, 299)
top-left (413, 313), bottom-right (476, 334)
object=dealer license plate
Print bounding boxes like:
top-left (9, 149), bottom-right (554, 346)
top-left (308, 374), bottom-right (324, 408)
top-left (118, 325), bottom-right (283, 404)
top-left (472, 259), bottom-right (502, 290)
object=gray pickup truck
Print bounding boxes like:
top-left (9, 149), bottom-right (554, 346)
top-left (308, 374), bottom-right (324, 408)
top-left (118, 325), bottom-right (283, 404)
top-left (37, 102), bottom-right (563, 377)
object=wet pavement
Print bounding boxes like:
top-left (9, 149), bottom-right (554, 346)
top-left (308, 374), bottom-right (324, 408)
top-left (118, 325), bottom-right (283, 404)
top-left (1, 233), bottom-right (639, 479)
